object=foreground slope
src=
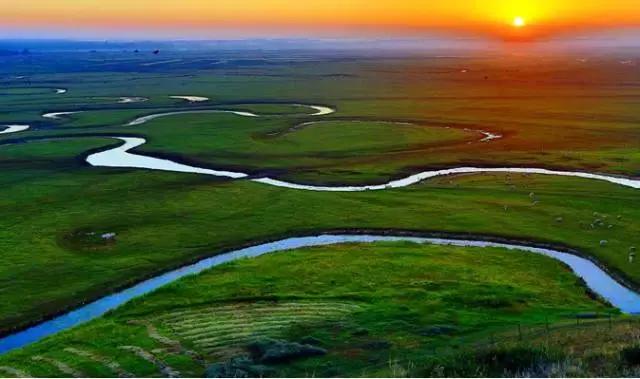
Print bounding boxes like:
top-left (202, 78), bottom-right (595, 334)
top-left (0, 242), bottom-right (615, 377)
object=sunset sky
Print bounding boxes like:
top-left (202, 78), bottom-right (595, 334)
top-left (2, 0), bottom-right (640, 40)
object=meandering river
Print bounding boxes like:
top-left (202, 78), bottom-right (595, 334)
top-left (86, 137), bottom-right (640, 192)
top-left (78, 104), bottom-right (639, 191)
top-left (3, 98), bottom-right (640, 356)
top-left (0, 234), bottom-right (638, 355)
top-left (42, 111), bottom-right (81, 120)
top-left (0, 125), bottom-right (30, 135)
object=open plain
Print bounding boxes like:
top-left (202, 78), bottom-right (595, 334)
top-left (0, 48), bottom-right (639, 376)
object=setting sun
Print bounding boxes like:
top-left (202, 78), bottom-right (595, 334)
top-left (3, 0), bottom-right (640, 40)
top-left (513, 16), bottom-right (526, 27)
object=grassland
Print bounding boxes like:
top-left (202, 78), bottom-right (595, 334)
top-left (0, 135), bottom-right (638, 335)
top-left (3, 53), bottom-right (640, 184)
top-left (0, 242), bottom-right (618, 377)
top-left (0, 50), bottom-right (638, 375)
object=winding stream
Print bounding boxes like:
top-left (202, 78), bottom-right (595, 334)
top-left (3, 99), bottom-right (640, 356)
top-left (86, 137), bottom-right (247, 179)
top-left (86, 137), bottom-right (640, 191)
top-left (300, 104), bottom-right (335, 116)
top-left (118, 97), bottom-right (148, 104)
top-left (125, 103), bottom-right (332, 126)
top-left (126, 109), bottom-right (259, 126)
top-left (80, 105), bottom-right (639, 191)
top-left (170, 95), bottom-right (209, 103)
top-left (65, 104), bottom-right (635, 190)
top-left (252, 167), bottom-right (640, 191)
top-left (42, 111), bottom-right (81, 120)
top-left (480, 131), bottom-right (502, 142)
top-left (0, 234), bottom-right (637, 355)
top-left (0, 125), bottom-right (30, 135)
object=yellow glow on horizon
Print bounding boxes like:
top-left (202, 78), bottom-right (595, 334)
top-left (1, 0), bottom-right (640, 38)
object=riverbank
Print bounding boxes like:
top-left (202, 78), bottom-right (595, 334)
top-left (1, 230), bottom-right (638, 355)
top-left (0, 241), bottom-right (617, 377)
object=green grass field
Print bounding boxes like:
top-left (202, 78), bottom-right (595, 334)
top-left (0, 242), bottom-right (617, 377)
top-left (0, 51), bottom-right (639, 376)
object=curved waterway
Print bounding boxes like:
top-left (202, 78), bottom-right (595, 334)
top-left (0, 125), bottom-right (30, 135)
top-left (86, 137), bottom-right (640, 191)
top-left (254, 167), bottom-right (640, 191)
top-left (126, 109), bottom-right (259, 126)
top-left (86, 138), bottom-right (247, 179)
top-left (118, 96), bottom-right (148, 104)
top-left (170, 95), bottom-right (209, 103)
top-left (298, 104), bottom-right (335, 116)
top-left (478, 130), bottom-right (502, 142)
top-left (81, 105), bottom-right (638, 191)
top-left (125, 104), bottom-right (333, 126)
top-left (0, 234), bottom-right (638, 355)
top-left (42, 111), bottom-right (81, 120)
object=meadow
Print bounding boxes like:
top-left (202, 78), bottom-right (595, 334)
top-left (0, 242), bottom-right (620, 377)
top-left (0, 49), bottom-right (638, 376)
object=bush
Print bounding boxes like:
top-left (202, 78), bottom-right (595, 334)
top-left (205, 338), bottom-right (328, 377)
top-left (621, 345), bottom-right (640, 367)
top-left (205, 357), bottom-right (274, 378)
top-left (247, 338), bottom-right (327, 364)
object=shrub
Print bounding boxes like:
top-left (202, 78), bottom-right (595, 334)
top-left (205, 356), bottom-right (273, 378)
top-left (621, 345), bottom-right (640, 367)
top-left (247, 338), bottom-right (327, 364)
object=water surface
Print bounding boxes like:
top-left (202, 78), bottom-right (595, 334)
top-left (0, 125), bottom-right (30, 135)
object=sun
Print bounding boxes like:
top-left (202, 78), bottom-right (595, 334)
top-left (513, 16), bottom-right (526, 28)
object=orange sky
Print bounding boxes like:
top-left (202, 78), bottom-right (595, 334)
top-left (2, 0), bottom-right (640, 39)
